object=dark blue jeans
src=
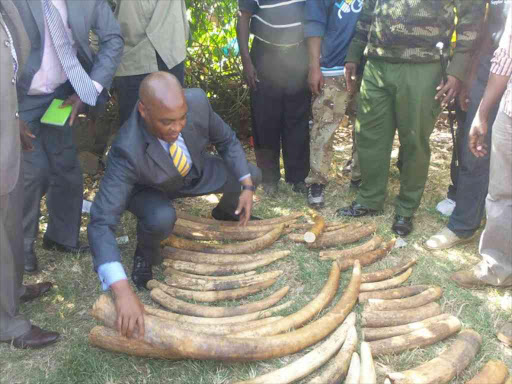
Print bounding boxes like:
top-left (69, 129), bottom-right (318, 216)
top-left (447, 54), bottom-right (500, 238)
top-left (114, 56), bottom-right (185, 127)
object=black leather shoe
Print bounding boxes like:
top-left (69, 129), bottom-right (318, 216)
top-left (336, 201), bottom-right (382, 218)
top-left (131, 253), bottom-right (153, 290)
top-left (20, 282), bottom-right (53, 302)
top-left (24, 253), bottom-right (38, 273)
top-left (211, 207), bottom-right (261, 222)
top-left (350, 179), bottom-right (362, 189)
top-left (392, 215), bottom-right (413, 237)
top-left (42, 237), bottom-right (90, 254)
top-left (2, 326), bottom-right (59, 349)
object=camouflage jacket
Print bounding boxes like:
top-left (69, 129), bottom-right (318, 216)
top-left (345, 0), bottom-right (485, 81)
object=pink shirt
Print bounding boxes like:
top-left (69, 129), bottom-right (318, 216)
top-left (28, 0), bottom-right (102, 96)
top-left (491, 7), bottom-right (512, 118)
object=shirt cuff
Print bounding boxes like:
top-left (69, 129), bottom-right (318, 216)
top-left (304, 21), bottom-right (326, 38)
top-left (345, 41), bottom-right (366, 65)
top-left (239, 173), bottom-right (251, 182)
top-left (92, 80), bottom-right (104, 95)
top-left (98, 261), bottom-right (127, 291)
top-left (446, 52), bottom-right (470, 82)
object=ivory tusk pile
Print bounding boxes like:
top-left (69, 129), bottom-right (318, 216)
top-left (162, 247), bottom-right (284, 265)
top-left (147, 278), bottom-right (277, 302)
top-left (386, 329), bottom-right (482, 384)
top-left (362, 302), bottom-right (442, 327)
top-left (365, 286), bottom-right (443, 311)
top-left (362, 314), bottom-right (451, 341)
top-left (234, 313), bottom-right (356, 384)
top-left (359, 285), bottom-right (429, 302)
top-left (90, 262), bottom-right (360, 362)
top-left (335, 240), bottom-right (396, 271)
top-left (319, 235), bottom-right (382, 260)
top-left (167, 225), bottom-right (284, 254)
top-left (307, 224), bottom-right (376, 249)
top-left (308, 325), bottom-right (358, 384)
top-left (361, 259), bottom-right (417, 283)
top-left (176, 211), bottom-right (302, 227)
top-left (164, 270), bottom-right (283, 291)
top-left (229, 262), bottom-right (341, 337)
top-left (162, 250), bottom-right (290, 276)
top-left (150, 287), bottom-right (293, 318)
top-left (359, 268), bottom-right (412, 292)
top-left (369, 315), bottom-right (462, 356)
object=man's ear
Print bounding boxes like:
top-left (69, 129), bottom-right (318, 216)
top-left (138, 101), bottom-right (147, 119)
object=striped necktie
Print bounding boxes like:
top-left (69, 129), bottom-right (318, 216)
top-left (169, 142), bottom-right (190, 177)
top-left (42, 0), bottom-right (98, 106)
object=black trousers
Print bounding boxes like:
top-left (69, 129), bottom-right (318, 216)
top-left (115, 54), bottom-right (185, 127)
top-left (250, 39), bottom-right (311, 184)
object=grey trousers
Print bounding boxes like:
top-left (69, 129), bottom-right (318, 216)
top-left (474, 111), bottom-right (512, 286)
top-left (19, 86), bottom-right (83, 258)
top-left (0, 166), bottom-right (31, 340)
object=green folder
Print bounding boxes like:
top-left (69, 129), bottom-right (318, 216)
top-left (40, 99), bottom-right (72, 127)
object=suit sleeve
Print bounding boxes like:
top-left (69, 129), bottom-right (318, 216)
top-left (88, 145), bottom-right (137, 272)
top-left (345, 0), bottom-right (376, 64)
top-left (88, 0), bottom-right (124, 89)
top-left (202, 91), bottom-right (251, 180)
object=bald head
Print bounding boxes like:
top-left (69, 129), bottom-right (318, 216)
top-left (139, 72), bottom-right (185, 110)
top-left (137, 72), bottom-right (188, 143)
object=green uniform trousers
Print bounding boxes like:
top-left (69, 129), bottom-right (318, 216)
top-left (355, 59), bottom-right (442, 217)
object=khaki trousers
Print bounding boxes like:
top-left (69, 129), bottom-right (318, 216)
top-left (475, 110), bottom-right (512, 286)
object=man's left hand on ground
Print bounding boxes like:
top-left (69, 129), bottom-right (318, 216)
top-left (235, 190), bottom-right (254, 226)
top-left (435, 75), bottom-right (462, 107)
top-left (61, 93), bottom-right (85, 126)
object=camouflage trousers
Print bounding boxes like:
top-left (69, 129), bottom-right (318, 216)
top-left (305, 75), bottom-right (357, 185)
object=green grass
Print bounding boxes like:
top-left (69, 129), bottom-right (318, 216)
top-left (2, 123), bottom-right (511, 384)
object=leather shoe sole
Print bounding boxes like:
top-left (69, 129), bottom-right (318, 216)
top-left (2, 326), bottom-right (59, 349)
top-left (20, 282), bottom-right (53, 302)
top-left (42, 237), bottom-right (90, 254)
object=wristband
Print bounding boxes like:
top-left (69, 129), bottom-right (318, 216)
top-left (241, 185), bottom-right (256, 192)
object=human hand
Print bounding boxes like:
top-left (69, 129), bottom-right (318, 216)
top-left (241, 56), bottom-right (259, 90)
top-left (458, 85), bottom-right (470, 112)
top-left (235, 190), bottom-right (254, 226)
top-left (468, 113), bottom-right (488, 158)
top-left (61, 93), bottom-right (85, 126)
top-left (111, 279), bottom-right (145, 339)
top-left (19, 120), bottom-right (35, 151)
top-left (345, 62), bottom-right (358, 94)
top-left (435, 75), bottom-right (461, 107)
top-left (308, 65), bottom-right (324, 96)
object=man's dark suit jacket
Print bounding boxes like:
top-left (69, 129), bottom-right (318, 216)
top-left (88, 88), bottom-right (251, 270)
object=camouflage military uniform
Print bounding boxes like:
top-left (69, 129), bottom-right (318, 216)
top-left (306, 76), bottom-right (352, 185)
top-left (344, 0), bottom-right (483, 217)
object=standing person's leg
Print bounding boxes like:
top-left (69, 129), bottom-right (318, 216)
top-left (250, 40), bottom-right (284, 191)
top-left (0, 167), bottom-right (31, 342)
top-left (281, 43), bottom-right (310, 192)
top-left (127, 188), bottom-right (177, 288)
top-left (20, 109), bottom-right (50, 273)
top-left (393, 62), bottom-right (441, 233)
top-left (347, 91), bottom-right (362, 186)
top-left (448, 56), bottom-right (499, 237)
top-left (43, 114), bottom-right (84, 250)
top-left (337, 60), bottom-right (396, 216)
top-left (306, 76), bottom-right (350, 207)
top-left (156, 53), bottom-right (185, 86)
top-left (474, 111), bottom-right (512, 286)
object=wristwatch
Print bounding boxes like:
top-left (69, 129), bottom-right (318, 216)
top-left (241, 185), bottom-right (256, 192)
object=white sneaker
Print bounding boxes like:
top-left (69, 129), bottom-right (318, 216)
top-left (436, 198), bottom-right (456, 216)
top-left (425, 227), bottom-right (476, 250)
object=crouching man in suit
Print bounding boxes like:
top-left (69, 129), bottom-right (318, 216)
top-left (88, 72), bottom-right (261, 338)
